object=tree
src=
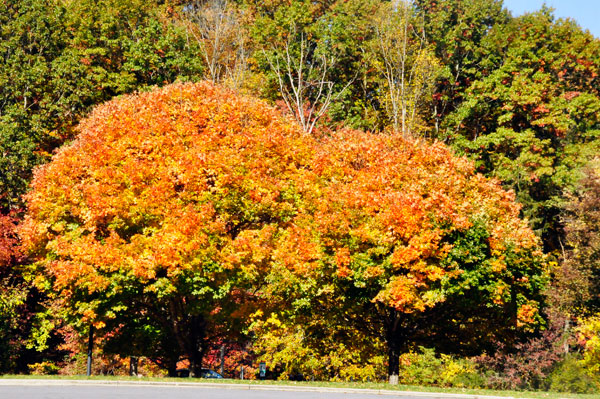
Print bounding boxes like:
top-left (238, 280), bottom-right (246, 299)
top-left (264, 26), bottom-right (354, 135)
top-left (248, 0), bottom-right (362, 135)
top-left (556, 159), bottom-right (600, 316)
top-left (306, 0), bottom-right (383, 131)
top-left (367, 0), bottom-right (440, 137)
top-left (414, 0), bottom-right (509, 134)
top-left (444, 8), bottom-right (600, 251)
top-left (182, 0), bottom-right (248, 87)
top-left (20, 82), bottom-right (318, 376)
top-left (253, 130), bottom-right (547, 382)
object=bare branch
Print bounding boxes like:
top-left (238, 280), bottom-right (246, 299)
top-left (182, 0), bottom-right (247, 87)
top-left (265, 26), bottom-right (355, 135)
top-left (370, 0), bottom-right (439, 137)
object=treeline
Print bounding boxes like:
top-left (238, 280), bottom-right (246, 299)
top-left (0, 0), bottom-right (600, 393)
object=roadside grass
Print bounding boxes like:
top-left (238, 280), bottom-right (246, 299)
top-left (0, 374), bottom-right (597, 398)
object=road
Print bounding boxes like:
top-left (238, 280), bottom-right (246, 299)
top-left (0, 380), bottom-right (511, 399)
top-left (0, 385), bottom-right (422, 399)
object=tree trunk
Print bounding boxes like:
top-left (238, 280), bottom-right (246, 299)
top-left (129, 356), bottom-right (138, 376)
top-left (168, 299), bottom-right (207, 378)
top-left (87, 326), bottom-right (94, 376)
top-left (386, 309), bottom-right (403, 385)
top-left (189, 348), bottom-right (205, 378)
top-left (188, 314), bottom-right (207, 378)
top-left (167, 359), bottom-right (178, 377)
top-left (388, 339), bottom-right (400, 384)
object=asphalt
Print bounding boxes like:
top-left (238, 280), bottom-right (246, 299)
top-left (0, 379), bottom-right (519, 399)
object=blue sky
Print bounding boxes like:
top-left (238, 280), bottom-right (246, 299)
top-left (503, 0), bottom-right (600, 38)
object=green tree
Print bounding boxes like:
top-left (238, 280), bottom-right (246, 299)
top-left (445, 8), bottom-right (600, 251)
top-left (414, 0), bottom-right (509, 134)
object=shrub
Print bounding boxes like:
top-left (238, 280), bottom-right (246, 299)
top-left (28, 361), bottom-right (60, 375)
top-left (476, 323), bottom-right (564, 390)
top-left (577, 315), bottom-right (600, 375)
top-left (399, 347), bottom-right (443, 386)
top-left (399, 347), bottom-right (483, 388)
top-left (548, 355), bottom-right (599, 394)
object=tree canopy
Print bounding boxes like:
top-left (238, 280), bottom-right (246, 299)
top-left (252, 128), bottom-right (546, 380)
top-left (20, 82), bottom-right (546, 378)
top-left (20, 82), bottom-right (317, 375)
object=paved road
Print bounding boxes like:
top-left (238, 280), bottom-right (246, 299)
top-left (0, 380), bottom-right (512, 399)
top-left (0, 385), bottom-right (430, 399)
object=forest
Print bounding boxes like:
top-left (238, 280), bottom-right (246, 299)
top-left (0, 0), bottom-right (599, 393)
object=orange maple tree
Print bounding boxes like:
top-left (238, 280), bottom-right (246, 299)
top-left (254, 129), bottom-right (547, 380)
top-left (20, 82), bottom-right (318, 376)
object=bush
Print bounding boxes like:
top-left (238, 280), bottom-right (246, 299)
top-left (399, 347), bottom-right (443, 385)
top-left (28, 361), bottom-right (59, 375)
top-left (476, 324), bottom-right (564, 390)
top-left (548, 355), bottom-right (599, 394)
top-left (440, 356), bottom-right (486, 388)
top-left (399, 347), bottom-right (484, 388)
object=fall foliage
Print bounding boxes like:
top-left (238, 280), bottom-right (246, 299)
top-left (253, 128), bottom-right (546, 380)
top-left (20, 81), bottom-right (317, 376)
top-left (0, 213), bottom-right (19, 268)
top-left (20, 81), bottom-right (546, 380)
top-left (1, 0), bottom-right (599, 390)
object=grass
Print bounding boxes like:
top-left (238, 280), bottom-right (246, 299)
top-left (1, 374), bottom-right (598, 398)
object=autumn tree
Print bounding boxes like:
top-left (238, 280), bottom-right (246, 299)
top-left (556, 159), bottom-right (600, 316)
top-left (20, 82), bottom-right (319, 376)
top-left (252, 131), bottom-right (547, 382)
